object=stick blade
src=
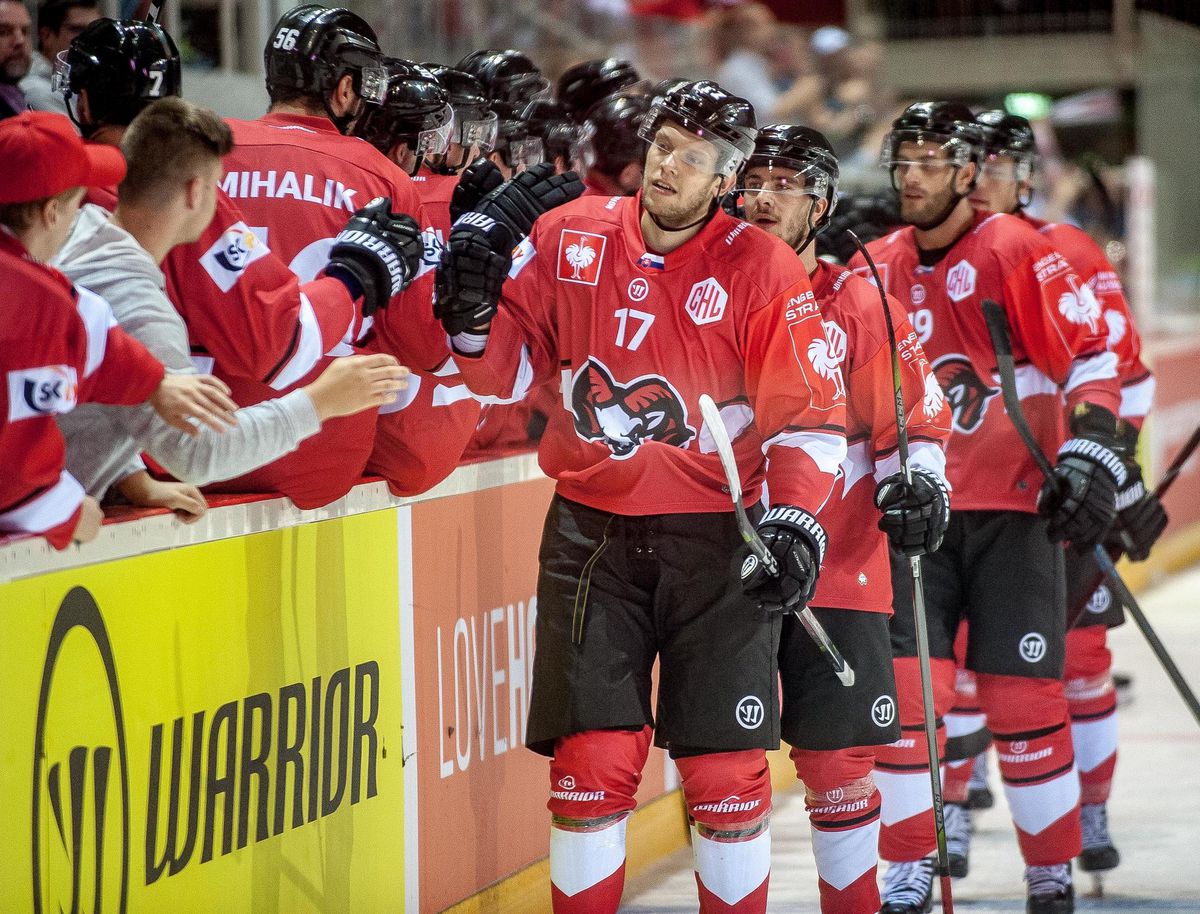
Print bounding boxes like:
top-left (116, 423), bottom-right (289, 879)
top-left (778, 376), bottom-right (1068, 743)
top-left (699, 394), bottom-right (742, 504)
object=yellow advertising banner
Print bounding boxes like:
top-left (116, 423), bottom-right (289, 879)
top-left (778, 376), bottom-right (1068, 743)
top-left (0, 511), bottom-right (405, 914)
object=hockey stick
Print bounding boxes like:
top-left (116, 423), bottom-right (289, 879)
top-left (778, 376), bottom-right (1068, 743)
top-left (127, 0), bottom-right (164, 23)
top-left (1067, 422), bottom-right (1200, 627)
top-left (850, 231), bottom-right (955, 913)
top-left (697, 394), bottom-right (855, 687)
top-left (981, 299), bottom-right (1200, 727)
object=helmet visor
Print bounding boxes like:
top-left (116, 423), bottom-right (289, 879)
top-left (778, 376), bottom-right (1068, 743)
top-left (639, 106), bottom-right (746, 177)
top-left (881, 129), bottom-right (972, 170)
top-left (50, 50), bottom-right (72, 95)
top-left (738, 162), bottom-right (831, 202)
top-left (570, 120), bottom-right (597, 174)
top-left (506, 136), bottom-right (544, 171)
top-left (415, 105), bottom-right (455, 157)
top-left (978, 151), bottom-right (1035, 183)
top-left (458, 110), bottom-right (499, 152)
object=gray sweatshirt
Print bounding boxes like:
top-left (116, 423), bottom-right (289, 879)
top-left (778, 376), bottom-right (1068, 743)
top-left (53, 204), bottom-right (321, 498)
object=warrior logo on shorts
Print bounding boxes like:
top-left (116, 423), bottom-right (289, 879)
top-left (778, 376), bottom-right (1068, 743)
top-left (1019, 632), bottom-right (1048, 663)
top-left (933, 354), bottom-right (999, 434)
top-left (871, 695), bottom-right (897, 728)
top-left (735, 695), bottom-right (765, 730)
top-left (1086, 585), bottom-right (1112, 615)
top-left (570, 358), bottom-right (695, 459)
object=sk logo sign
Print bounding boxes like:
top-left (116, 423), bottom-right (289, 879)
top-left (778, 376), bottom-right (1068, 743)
top-left (32, 588), bottom-right (130, 914)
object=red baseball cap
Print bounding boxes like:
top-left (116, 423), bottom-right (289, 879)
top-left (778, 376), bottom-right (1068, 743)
top-left (0, 111), bottom-right (127, 204)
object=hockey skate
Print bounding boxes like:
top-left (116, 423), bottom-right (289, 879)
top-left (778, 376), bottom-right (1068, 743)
top-left (943, 801), bottom-right (972, 878)
top-left (1078, 802), bottom-right (1120, 895)
top-left (1025, 863), bottom-right (1074, 914)
top-left (967, 750), bottom-right (995, 809)
top-left (879, 857), bottom-right (933, 913)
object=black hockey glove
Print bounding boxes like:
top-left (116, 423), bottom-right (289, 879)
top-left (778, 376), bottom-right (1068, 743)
top-left (434, 211), bottom-right (514, 337)
top-left (740, 506), bottom-right (827, 614)
top-left (326, 197), bottom-right (424, 318)
top-left (473, 162), bottom-right (585, 241)
top-left (875, 467), bottom-right (951, 557)
top-left (1107, 465), bottom-right (1168, 561)
top-left (1038, 404), bottom-right (1125, 546)
top-left (449, 157), bottom-right (505, 224)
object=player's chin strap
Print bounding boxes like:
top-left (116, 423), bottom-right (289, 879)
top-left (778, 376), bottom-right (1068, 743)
top-left (642, 184), bottom-right (727, 235)
top-left (848, 230), bottom-right (956, 914)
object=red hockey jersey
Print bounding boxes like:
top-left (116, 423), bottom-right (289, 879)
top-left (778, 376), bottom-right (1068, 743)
top-left (1023, 214), bottom-right (1153, 425)
top-left (0, 232), bottom-right (164, 547)
top-left (850, 211), bottom-right (1120, 512)
top-left (221, 113), bottom-right (447, 370)
top-left (456, 193), bottom-right (848, 517)
top-left (808, 262), bottom-right (950, 613)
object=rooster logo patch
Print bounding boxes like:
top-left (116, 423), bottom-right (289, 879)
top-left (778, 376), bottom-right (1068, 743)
top-left (570, 358), bottom-right (695, 458)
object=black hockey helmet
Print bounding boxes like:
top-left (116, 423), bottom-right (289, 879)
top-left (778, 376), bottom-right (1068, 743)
top-left (586, 91), bottom-right (650, 178)
top-left (816, 190), bottom-right (904, 263)
top-left (522, 98), bottom-right (594, 172)
top-left (742, 124), bottom-right (839, 251)
top-left (52, 18), bottom-right (180, 134)
top-left (881, 101), bottom-right (982, 170)
top-left (639, 79), bottom-right (757, 176)
top-left (974, 109), bottom-right (1038, 206)
top-left (456, 48), bottom-right (549, 115)
top-left (351, 58), bottom-right (453, 169)
top-left (556, 57), bottom-right (640, 121)
top-left (264, 4), bottom-right (381, 127)
top-left (420, 63), bottom-right (499, 154)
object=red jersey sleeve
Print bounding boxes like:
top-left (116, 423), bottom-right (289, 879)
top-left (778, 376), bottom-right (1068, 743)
top-left (162, 190), bottom-right (360, 388)
top-left (744, 283), bottom-right (847, 514)
top-left (1001, 244), bottom-right (1121, 416)
top-left (455, 223), bottom-right (559, 402)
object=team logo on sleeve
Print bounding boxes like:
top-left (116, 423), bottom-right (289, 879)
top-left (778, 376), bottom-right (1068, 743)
top-left (1104, 308), bottom-right (1127, 348)
top-left (922, 371), bottom-right (946, 419)
top-left (806, 320), bottom-right (847, 399)
top-left (7, 366), bottom-right (79, 420)
top-left (684, 277), bottom-right (728, 325)
top-left (557, 229), bottom-right (606, 285)
top-left (1057, 275), bottom-right (1102, 333)
top-left (569, 358), bottom-right (695, 459)
top-left (199, 222), bottom-right (271, 292)
top-left (945, 260), bottom-right (977, 302)
top-left (932, 354), bottom-right (998, 433)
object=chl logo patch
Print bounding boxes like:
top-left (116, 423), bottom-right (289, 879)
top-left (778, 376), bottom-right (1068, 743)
top-left (871, 695), bottom-right (897, 728)
top-left (735, 696), bottom-right (765, 730)
top-left (1019, 632), bottom-right (1048, 663)
top-left (557, 229), bottom-right (606, 285)
top-left (199, 221), bottom-right (270, 292)
top-left (945, 259), bottom-right (977, 302)
top-left (684, 277), bottom-right (728, 326)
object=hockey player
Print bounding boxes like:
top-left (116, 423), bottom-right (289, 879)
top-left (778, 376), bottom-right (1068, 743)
top-left (852, 102), bottom-right (1125, 914)
top-left (578, 92), bottom-right (651, 198)
top-left (439, 80), bottom-right (848, 914)
top-left (936, 110), bottom-right (1167, 881)
top-left (522, 98), bottom-right (595, 175)
top-left (741, 124), bottom-right (951, 914)
top-left (456, 48), bottom-right (548, 179)
top-left (56, 16), bottom-right (420, 508)
top-left (0, 111), bottom-right (236, 546)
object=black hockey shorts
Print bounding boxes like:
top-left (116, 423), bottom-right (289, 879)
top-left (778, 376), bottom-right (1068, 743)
top-left (525, 495), bottom-right (782, 758)
top-left (1065, 546), bottom-right (1126, 629)
top-left (779, 606), bottom-right (901, 751)
top-left (888, 510), bottom-right (1066, 680)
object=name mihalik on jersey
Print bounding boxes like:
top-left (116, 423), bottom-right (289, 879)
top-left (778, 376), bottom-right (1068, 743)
top-left (220, 170), bottom-right (360, 214)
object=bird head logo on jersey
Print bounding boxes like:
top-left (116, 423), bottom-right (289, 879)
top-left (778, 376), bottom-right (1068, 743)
top-left (570, 358), bottom-right (695, 459)
top-left (1057, 274), bottom-right (1102, 334)
top-left (807, 320), bottom-right (848, 400)
top-left (933, 354), bottom-right (998, 433)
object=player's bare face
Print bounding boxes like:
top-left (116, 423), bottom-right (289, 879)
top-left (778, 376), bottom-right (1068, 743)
top-left (893, 141), bottom-right (968, 230)
top-left (743, 165), bottom-right (818, 251)
top-left (969, 153), bottom-right (1023, 215)
top-left (642, 124), bottom-right (724, 228)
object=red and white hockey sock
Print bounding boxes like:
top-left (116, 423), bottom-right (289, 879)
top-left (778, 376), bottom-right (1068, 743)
top-left (876, 656), bottom-right (955, 863)
top-left (677, 750), bottom-right (772, 913)
top-left (943, 667), bottom-right (987, 804)
top-left (1065, 626), bottom-right (1118, 805)
top-left (792, 747), bottom-right (881, 914)
top-left (977, 673), bottom-right (1081, 865)
top-left (547, 727), bottom-right (652, 914)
